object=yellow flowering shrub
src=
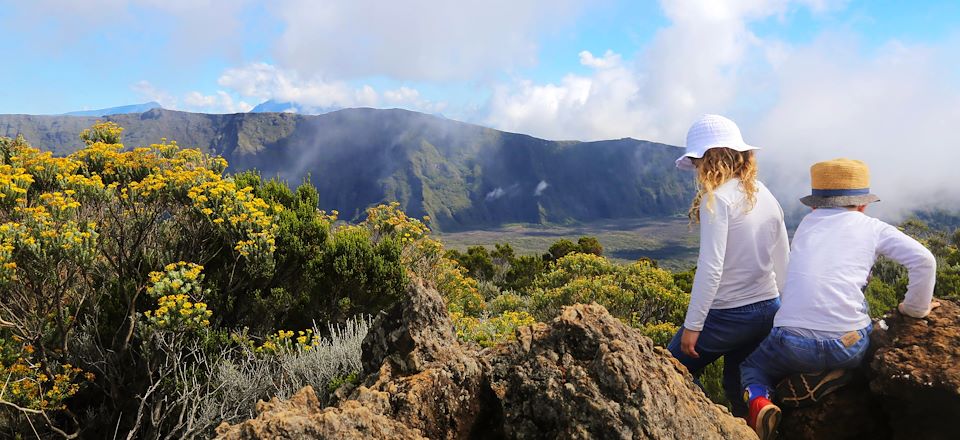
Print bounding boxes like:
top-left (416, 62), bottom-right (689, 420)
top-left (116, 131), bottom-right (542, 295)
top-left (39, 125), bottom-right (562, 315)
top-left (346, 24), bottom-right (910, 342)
top-left (0, 124), bottom-right (288, 436)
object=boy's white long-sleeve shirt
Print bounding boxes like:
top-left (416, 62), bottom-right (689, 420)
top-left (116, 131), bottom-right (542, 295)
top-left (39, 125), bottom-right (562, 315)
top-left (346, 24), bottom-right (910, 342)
top-left (774, 209), bottom-right (937, 331)
top-left (683, 179), bottom-right (789, 331)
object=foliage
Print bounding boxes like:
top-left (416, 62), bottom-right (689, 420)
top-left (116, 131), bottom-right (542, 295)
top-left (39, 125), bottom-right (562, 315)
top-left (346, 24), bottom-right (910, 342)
top-left (529, 253), bottom-right (688, 326)
top-left (210, 316), bottom-right (371, 424)
top-left (864, 219), bottom-right (960, 316)
top-left (450, 311), bottom-right (537, 348)
top-left (0, 125), bottom-right (417, 438)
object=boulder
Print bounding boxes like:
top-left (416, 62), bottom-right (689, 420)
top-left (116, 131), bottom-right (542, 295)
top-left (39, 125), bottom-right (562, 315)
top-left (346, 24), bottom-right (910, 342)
top-left (487, 303), bottom-right (755, 439)
top-left (216, 280), bottom-right (755, 439)
top-left (780, 299), bottom-right (960, 440)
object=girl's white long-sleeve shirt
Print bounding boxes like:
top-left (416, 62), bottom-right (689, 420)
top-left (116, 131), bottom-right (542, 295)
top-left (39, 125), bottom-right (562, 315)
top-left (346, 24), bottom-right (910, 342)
top-left (683, 178), bottom-right (789, 331)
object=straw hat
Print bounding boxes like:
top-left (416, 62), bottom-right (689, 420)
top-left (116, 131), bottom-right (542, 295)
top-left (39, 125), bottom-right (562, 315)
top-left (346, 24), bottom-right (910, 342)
top-left (675, 114), bottom-right (759, 170)
top-left (799, 158), bottom-right (880, 208)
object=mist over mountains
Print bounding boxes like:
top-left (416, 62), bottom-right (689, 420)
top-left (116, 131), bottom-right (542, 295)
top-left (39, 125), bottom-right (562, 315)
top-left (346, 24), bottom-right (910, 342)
top-left (0, 108), bottom-right (694, 230)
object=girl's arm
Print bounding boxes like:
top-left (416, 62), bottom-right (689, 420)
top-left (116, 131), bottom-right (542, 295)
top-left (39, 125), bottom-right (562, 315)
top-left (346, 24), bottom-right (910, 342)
top-left (683, 197), bottom-right (730, 332)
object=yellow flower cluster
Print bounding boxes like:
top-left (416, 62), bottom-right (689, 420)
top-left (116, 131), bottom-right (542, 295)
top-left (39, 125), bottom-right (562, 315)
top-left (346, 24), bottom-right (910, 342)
top-left (256, 328), bottom-right (322, 354)
top-left (0, 338), bottom-right (90, 411)
top-left (187, 178), bottom-right (280, 258)
top-left (363, 202), bottom-right (431, 244)
top-left (0, 164), bottom-right (33, 206)
top-left (144, 262), bottom-right (212, 330)
top-left (144, 293), bottom-right (212, 329)
top-left (79, 121), bottom-right (123, 145)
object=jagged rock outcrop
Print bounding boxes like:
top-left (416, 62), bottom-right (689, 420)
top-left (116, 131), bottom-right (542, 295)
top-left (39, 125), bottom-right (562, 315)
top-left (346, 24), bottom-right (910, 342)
top-left (216, 280), bottom-right (754, 439)
top-left (217, 279), bottom-right (488, 439)
top-left (487, 304), bottom-right (755, 439)
top-left (780, 299), bottom-right (960, 440)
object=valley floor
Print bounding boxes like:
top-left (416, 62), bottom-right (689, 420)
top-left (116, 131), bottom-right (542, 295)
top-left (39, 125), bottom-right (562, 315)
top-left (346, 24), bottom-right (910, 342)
top-left (437, 216), bottom-right (699, 271)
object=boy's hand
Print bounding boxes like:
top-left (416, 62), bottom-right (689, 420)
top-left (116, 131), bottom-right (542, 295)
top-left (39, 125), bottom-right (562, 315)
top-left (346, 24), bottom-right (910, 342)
top-left (681, 329), bottom-right (700, 358)
top-left (898, 301), bottom-right (941, 318)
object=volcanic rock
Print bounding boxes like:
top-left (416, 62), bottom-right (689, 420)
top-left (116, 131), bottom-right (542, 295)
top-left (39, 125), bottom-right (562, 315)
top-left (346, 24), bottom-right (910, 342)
top-left (780, 299), bottom-right (960, 440)
top-left (216, 280), bottom-right (754, 439)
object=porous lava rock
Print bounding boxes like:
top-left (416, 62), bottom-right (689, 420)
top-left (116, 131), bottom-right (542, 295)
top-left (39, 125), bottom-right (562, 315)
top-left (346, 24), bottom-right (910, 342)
top-left (487, 303), bottom-right (756, 439)
top-left (217, 280), bottom-right (754, 439)
top-left (780, 299), bottom-right (960, 440)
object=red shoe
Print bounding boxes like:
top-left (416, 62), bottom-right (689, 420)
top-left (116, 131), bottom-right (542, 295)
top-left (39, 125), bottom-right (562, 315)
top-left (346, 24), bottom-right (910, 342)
top-left (747, 396), bottom-right (781, 440)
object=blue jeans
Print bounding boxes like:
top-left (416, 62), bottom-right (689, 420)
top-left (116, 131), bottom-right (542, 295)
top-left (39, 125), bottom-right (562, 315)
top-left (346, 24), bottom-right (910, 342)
top-left (668, 297), bottom-right (780, 417)
top-left (740, 324), bottom-right (872, 398)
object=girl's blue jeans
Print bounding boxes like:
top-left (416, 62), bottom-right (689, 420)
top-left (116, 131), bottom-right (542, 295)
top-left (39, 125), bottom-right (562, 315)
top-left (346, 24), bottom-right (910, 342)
top-left (740, 324), bottom-right (872, 399)
top-left (667, 297), bottom-right (781, 417)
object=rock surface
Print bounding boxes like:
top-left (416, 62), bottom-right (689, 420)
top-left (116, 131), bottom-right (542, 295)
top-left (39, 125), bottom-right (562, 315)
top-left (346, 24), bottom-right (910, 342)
top-left (216, 280), bottom-right (754, 439)
top-left (780, 299), bottom-right (960, 440)
top-left (488, 304), bottom-right (755, 439)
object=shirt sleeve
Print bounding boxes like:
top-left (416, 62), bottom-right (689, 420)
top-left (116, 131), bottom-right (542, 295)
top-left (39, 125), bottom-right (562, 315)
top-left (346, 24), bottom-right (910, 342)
top-left (772, 204), bottom-right (790, 293)
top-left (684, 198), bottom-right (730, 331)
top-left (876, 223), bottom-right (937, 318)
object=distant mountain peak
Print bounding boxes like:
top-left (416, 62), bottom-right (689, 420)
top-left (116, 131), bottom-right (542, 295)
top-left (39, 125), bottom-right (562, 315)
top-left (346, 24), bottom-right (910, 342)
top-left (64, 102), bottom-right (162, 117)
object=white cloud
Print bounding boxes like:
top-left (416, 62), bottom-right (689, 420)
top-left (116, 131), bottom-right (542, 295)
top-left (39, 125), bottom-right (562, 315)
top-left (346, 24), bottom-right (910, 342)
top-left (269, 0), bottom-right (587, 81)
top-left (183, 91), bottom-right (253, 114)
top-left (750, 36), bottom-right (960, 219)
top-left (216, 63), bottom-right (446, 114)
top-left (485, 49), bottom-right (645, 141)
top-left (535, 180), bottom-right (550, 196)
top-left (578, 50), bottom-right (623, 70)
top-left (218, 63), bottom-right (378, 109)
top-left (131, 80), bottom-right (177, 109)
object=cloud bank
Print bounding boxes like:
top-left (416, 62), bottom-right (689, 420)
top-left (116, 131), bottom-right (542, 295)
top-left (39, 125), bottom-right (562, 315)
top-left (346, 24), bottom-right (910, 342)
top-left (483, 0), bottom-right (960, 219)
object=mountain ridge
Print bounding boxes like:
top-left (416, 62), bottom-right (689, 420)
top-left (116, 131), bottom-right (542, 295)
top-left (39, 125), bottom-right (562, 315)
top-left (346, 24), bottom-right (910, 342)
top-left (0, 107), bottom-right (694, 230)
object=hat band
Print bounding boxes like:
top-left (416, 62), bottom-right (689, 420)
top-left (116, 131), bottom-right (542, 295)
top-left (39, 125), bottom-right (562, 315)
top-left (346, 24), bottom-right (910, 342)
top-left (811, 188), bottom-right (870, 197)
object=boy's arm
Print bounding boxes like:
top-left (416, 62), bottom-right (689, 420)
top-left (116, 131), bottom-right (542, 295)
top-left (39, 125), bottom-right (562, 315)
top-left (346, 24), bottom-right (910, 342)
top-left (876, 223), bottom-right (937, 318)
top-left (684, 198), bottom-right (730, 332)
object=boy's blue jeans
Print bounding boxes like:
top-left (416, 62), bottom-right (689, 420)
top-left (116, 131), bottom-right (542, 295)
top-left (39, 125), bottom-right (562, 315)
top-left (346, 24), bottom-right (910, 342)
top-left (667, 297), bottom-right (780, 417)
top-left (740, 324), bottom-right (872, 400)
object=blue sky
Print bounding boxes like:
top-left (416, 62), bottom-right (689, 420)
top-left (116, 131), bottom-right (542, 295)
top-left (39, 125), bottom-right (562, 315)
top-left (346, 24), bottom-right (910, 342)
top-left (0, 0), bottom-right (958, 215)
top-left (2, 1), bottom-right (955, 120)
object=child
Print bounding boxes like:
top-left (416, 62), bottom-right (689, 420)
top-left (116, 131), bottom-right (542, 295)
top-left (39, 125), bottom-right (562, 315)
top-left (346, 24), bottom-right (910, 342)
top-left (740, 158), bottom-right (938, 440)
top-left (669, 114), bottom-right (789, 417)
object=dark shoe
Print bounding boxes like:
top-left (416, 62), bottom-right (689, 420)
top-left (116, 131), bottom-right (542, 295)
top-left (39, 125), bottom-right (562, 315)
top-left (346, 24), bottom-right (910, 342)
top-left (747, 396), bottom-right (781, 440)
top-left (776, 369), bottom-right (853, 409)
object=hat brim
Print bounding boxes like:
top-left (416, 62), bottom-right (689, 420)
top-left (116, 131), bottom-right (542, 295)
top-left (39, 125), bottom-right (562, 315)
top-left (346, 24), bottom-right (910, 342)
top-left (799, 193), bottom-right (880, 208)
top-left (674, 142), bottom-right (760, 170)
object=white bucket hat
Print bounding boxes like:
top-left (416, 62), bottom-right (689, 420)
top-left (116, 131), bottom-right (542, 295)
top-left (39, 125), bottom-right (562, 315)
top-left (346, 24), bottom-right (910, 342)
top-left (675, 114), bottom-right (759, 170)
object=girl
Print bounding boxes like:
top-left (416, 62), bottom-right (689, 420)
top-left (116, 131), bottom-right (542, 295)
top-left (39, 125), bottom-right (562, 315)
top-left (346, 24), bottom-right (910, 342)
top-left (668, 114), bottom-right (789, 417)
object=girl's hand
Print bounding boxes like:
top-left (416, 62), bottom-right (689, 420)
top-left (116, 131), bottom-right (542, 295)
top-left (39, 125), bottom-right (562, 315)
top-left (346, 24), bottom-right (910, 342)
top-left (681, 328), bottom-right (701, 358)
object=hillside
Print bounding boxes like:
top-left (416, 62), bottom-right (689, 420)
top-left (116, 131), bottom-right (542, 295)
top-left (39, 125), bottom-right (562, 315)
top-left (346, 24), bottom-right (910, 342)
top-left (0, 108), bottom-right (694, 230)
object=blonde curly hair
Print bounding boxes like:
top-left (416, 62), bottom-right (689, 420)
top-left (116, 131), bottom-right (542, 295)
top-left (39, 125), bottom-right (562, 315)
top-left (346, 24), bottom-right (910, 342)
top-left (688, 148), bottom-right (758, 223)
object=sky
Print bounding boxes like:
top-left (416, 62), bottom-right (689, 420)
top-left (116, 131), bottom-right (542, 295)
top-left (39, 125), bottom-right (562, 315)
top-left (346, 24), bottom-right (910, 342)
top-left (1, 0), bottom-right (958, 218)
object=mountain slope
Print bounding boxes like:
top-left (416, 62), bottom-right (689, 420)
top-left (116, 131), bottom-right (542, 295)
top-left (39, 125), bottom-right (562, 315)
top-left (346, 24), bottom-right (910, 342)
top-left (0, 108), bottom-right (694, 230)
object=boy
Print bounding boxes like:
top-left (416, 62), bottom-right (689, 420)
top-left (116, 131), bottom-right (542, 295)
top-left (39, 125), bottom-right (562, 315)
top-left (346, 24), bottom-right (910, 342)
top-left (740, 159), bottom-right (938, 440)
